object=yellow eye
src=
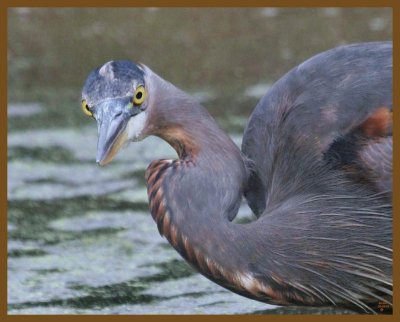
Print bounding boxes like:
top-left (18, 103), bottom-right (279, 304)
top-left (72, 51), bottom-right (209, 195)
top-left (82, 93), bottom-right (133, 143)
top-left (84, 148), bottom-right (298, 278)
top-left (81, 99), bottom-right (93, 117)
top-left (133, 86), bottom-right (146, 105)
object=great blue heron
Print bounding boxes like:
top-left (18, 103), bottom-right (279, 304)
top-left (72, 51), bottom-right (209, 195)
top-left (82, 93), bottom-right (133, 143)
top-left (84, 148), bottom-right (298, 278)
top-left (81, 42), bottom-right (392, 313)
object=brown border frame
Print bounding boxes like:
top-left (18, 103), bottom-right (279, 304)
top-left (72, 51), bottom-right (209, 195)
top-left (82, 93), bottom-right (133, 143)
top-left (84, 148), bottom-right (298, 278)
top-left (2, 0), bottom-right (398, 320)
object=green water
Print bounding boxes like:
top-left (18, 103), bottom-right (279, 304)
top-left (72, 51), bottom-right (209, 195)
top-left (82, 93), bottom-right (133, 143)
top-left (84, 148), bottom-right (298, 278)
top-left (8, 7), bottom-right (391, 314)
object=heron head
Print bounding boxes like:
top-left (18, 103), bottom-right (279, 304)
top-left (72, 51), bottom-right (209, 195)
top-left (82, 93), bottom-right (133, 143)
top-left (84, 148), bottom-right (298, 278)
top-left (81, 60), bottom-right (151, 166)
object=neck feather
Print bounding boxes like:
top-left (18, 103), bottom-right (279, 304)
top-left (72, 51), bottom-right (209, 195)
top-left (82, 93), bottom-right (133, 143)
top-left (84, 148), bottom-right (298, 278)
top-left (142, 73), bottom-right (281, 303)
top-left (145, 158), bottom-right (280, 304)
top-left (142, 67), bottom-right (241, 162)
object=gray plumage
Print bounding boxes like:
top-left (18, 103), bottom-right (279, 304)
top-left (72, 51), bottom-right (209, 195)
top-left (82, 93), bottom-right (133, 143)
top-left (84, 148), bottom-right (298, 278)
top-left (81, 41), bottom-right (392, 313)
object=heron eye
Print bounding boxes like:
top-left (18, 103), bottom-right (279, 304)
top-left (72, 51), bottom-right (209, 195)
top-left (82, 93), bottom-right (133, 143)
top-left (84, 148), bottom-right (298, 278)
top-left (81, 99), bottom-right (93, 117)
top-left (133, 86), bottom-right (146, 105)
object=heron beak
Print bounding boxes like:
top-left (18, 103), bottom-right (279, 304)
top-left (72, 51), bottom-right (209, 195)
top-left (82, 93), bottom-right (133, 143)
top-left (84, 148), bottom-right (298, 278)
top-left (96, 98), bottom-right (133, 166)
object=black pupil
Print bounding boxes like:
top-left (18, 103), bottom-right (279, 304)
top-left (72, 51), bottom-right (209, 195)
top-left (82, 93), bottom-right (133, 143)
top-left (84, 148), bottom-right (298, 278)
top-left (85, 104), bottom-right (89, 110)
top-left (136, 92), bottom-right (143, 100)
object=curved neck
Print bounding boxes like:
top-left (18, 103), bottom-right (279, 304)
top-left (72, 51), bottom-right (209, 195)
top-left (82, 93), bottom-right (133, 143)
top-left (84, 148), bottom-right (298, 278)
top-left (145, 155), bottom-right (268, 302)
top-left (142, 67), bottom-right (242, 162)
top-left (142, 70), bottom-right (307, 305)
top-left (144, 96), bottom-right (277, 301)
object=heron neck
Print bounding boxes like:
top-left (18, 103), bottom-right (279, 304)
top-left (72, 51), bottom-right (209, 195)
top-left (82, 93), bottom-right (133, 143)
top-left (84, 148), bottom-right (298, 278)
top-left (146, 155), bottom-right (259, 301)
top-left (143, 72), bottom-right (276, 299)
top-left (143, 69), bottom-right (241, 162)
top-left (144, 97), bottom-right (274, 300)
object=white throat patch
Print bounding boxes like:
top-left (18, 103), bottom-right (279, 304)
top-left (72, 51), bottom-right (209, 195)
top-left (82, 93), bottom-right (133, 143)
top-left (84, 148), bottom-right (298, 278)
top-left (127, 111), bottom-right (148, 141)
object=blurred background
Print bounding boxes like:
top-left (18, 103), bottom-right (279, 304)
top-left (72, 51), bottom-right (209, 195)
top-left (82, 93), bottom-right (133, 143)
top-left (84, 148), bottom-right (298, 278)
top-left (8, 8), bottom-right (392, 314)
